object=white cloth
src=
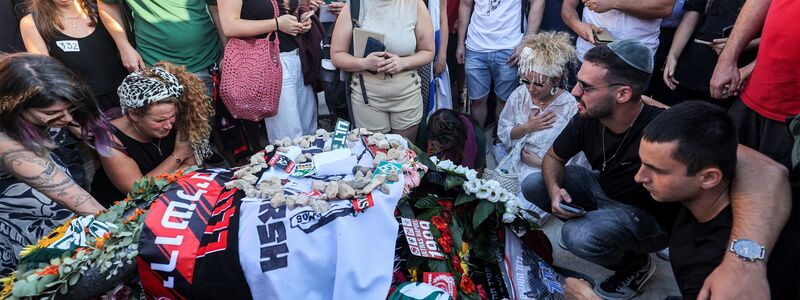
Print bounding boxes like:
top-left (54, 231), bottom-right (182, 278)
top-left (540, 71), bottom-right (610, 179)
top-left (429, 72), bottom-right (453, 118)
top-left (496, 85), bottom-right (589, 178)
top-left (238, 135), bottom-right (408, 300)
top-left (427, 0), bottom-right (453, 116)
top-left (466, 0), bottom-right (524, 52)
top-left (264, 50), bottom-right (318, 144)
top-left (575, 8), bottom-right (661, 61)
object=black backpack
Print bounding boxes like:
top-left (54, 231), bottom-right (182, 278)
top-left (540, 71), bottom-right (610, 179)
top-left (320, 0), bottom-right (363, 123)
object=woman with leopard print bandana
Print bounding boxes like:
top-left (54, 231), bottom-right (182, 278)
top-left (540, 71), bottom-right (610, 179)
top-left (90, 62), bottom-right (214, 207)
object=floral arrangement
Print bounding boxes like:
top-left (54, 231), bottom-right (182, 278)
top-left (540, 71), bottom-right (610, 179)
top-left (0, 169), bottom-right (191, 300)
top-left (397, 150), bottom-right (538, 299)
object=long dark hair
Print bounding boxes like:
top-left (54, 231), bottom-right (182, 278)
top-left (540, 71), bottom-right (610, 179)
top-left (427, 109), bottom-right (477, 165)
top-left (0, 53), bottom-right (113, 156)
top-left (29, 0), bottom-right (98, 42)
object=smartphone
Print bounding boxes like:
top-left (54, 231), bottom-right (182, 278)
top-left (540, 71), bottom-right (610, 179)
top-left (559, 201), bottom-right (585, 215)
top-left (364, 37), bottom-right (386, 57)
top-left (300, 10), bottom-right (315, 22)
top-left (593, 29), bottom-right (615, 43)
top-left (693, 31), bottom-right (722, 45)
top-left (722, 25), bottom-right (733, 38)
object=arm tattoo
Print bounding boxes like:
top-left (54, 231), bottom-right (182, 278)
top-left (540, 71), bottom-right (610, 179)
top-left (1, 147), bottom-right (82, 202)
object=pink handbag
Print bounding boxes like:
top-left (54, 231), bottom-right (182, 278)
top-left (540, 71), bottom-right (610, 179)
top-left (219, 0), bottom-right (282, 121)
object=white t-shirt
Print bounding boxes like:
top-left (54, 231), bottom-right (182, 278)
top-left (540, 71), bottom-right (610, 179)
top-left (466, 0), bottom-right (525, 52)
top-left (576, 8), bottom-right (661, 60)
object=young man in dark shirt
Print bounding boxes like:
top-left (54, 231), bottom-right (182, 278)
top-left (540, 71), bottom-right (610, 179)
top-left (523, 40), bottom-right (792, 299)
top-left (523, 40), bottom-right (677, 299)
top-left (635, 101), bottom-right (737, 299)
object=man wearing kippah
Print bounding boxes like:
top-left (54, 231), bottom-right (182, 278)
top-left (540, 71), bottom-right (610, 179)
top-left (522, 40), bottom-right (791, 299)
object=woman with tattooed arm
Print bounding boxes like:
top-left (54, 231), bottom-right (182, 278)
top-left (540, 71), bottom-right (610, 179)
top-left (0, 53), bottom-right (113, 275)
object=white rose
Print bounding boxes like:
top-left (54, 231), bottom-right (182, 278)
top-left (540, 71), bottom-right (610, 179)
top-left (487, 190), bottom-right (501, 203)
top-left (484, 180), bottom-right (501, 192)
top-left (430, 156), bottom-right (439, 164)
top-left (502, 213), bottom-right (515, 223)
top-left (465, 169), bottom-right (478, 180)
top-left (454, 165), bottom-right (468, 175)
top-left (438, 159), bottom-right (455, 171)
top-left (496, 190), bottom-right (509, 203)
top-left (505, 200), bottom-right (521, 214)
top-left (476, 187), bottom-right (492, 199)
top-left (464, 179), bottom-right (481, 194)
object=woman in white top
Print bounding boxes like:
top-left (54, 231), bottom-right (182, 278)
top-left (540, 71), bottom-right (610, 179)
top-left (330, 0), bottom-right (434, 141)
top-left (496, 32), bottom-right (588, 220)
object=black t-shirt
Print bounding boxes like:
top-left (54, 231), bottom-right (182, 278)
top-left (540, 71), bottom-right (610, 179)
top-left (552, 104), bottom-right (681, 228)
top-left (674, 0), bottom-right (752, 92)
top-left (670, 205), bottom-right (732, 299)
top-left (241, 0), bottom-right (300, 53)
top-left (0, 0), bottom-right (25, 53)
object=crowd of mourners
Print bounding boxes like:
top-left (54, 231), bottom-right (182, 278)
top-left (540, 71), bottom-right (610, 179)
top-left (0, 0), bottom-right (797, 299)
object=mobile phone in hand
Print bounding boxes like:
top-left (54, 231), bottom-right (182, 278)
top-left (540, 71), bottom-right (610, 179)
top-left (300, 11), bottom-right (315, 22)
top-left (593, 29), bottom-right (615, 43)
top-left (559, 201), bottom-right (585, 215)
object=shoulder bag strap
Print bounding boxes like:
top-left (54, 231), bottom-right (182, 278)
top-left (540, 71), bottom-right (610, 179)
top-left (348, 0), bottom-right (370, 106)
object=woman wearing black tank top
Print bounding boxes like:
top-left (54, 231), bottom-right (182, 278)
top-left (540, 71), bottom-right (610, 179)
top-left (19, 0), bottom-right (127, 118)
top-left (90, 62), bottom-right (214, 206)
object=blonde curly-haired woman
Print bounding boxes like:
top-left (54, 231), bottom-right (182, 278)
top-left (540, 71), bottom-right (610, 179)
top-left (91, 62), bottom-right (214, 206)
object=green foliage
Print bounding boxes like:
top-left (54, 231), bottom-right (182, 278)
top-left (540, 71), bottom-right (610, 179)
top-left (3, 170), bottom-right (191, 299)
top-left (472, 201), bottom-right (496, 228)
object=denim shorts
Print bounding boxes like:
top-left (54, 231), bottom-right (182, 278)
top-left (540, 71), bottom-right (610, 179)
top-left (465, 48), bottom-right (519, 101)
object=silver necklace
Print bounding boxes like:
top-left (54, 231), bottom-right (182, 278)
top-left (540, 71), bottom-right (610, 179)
top-left (61, 14), bottom-right (81, 29)
top-left (601, 104), bottom-right (643, 172)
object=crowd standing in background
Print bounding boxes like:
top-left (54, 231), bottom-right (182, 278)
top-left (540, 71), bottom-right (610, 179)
top-left (0, 0), bottom-right (798, 298)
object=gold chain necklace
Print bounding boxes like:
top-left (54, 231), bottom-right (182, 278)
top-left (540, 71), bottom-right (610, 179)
top-left (601, 104), bottom-right (643, 172)
top-left (130, 118), bottom-right (164, 156)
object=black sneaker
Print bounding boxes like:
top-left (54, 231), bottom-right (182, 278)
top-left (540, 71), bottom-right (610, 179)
top-left (593, 255), bottom-right (655, 299)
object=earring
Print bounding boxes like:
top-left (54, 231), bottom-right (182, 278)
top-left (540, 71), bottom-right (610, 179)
top-left (550, 87), bottom-right (559, 96)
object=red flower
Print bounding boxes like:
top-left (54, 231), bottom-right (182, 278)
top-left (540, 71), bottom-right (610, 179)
top-left (477, 284), bottom-right (488, 300)
top-left (437, 237), bottom-right (451, 254)
top-left (437, 200), bottom-right (453, 209)
top-left (442, 210), bottom-right (452, 220)
top-left (452, 255), bottom-right (463, 274)
top-left (431, 216), bottom-right (447, 229)
top-left (460, 275), bottom-right (476, 294)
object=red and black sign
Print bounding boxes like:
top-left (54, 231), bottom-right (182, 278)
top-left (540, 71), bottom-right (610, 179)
top-left (137, 169), bottom-right (233, 300)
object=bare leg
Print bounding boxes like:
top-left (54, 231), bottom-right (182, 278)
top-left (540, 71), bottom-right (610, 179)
top-left (495, 98), bottom-right (507, 124)
top-left (470, 97), bottom-right (489, 128)
top-left (392, 124), bottom-right (419, 143)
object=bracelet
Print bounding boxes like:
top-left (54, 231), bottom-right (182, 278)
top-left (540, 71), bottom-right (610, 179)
top-left (171, 154), bottom-right (183, 165)
top-left (275, 18), bottom-right (279, 32)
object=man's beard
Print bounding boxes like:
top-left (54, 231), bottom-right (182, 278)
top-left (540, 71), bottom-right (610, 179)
top-left (576, 96), bottom-right (614, 119)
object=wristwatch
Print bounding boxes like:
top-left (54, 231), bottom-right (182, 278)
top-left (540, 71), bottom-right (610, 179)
top-left (729, 239), bottom-right (766, 262)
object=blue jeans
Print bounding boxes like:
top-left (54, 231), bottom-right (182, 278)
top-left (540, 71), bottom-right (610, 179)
top-left (521, 166), bottom-right (668, 271)
top-left (193, 68), bottom-right (215, 97)
top-left (464, 49), bottom-right (519, 101)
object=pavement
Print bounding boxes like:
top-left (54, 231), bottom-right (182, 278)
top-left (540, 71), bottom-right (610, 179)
top-left (542, 219), bottom-right (681, 299)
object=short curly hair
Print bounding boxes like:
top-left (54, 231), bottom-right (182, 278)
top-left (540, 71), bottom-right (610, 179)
top-left (518, 31), bottom-right (577, 82)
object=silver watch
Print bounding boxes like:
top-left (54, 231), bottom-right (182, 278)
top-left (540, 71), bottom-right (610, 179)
top-left (729, 239), bottom-right (766, 262)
